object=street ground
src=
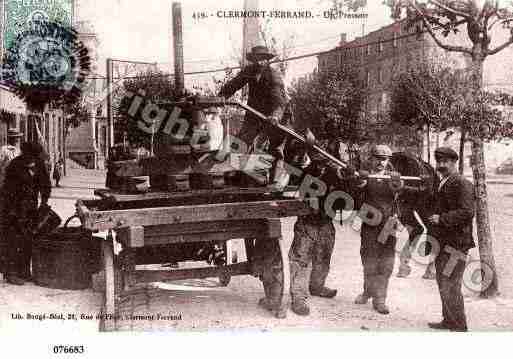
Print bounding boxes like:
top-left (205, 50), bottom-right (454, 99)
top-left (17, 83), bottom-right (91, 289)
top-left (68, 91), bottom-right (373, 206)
top-left (1, 168), bottom-right (513, 332)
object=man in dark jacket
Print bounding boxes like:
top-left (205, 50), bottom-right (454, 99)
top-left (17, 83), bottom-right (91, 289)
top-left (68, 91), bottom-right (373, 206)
top-left (219, 46), bottom-right (289, 319)
top-left (218, 45), bottom-right (288, 183)
top-left (3, 142), bottom-right (51, 285)
top-left (427, 147), bottom-right (475, 332)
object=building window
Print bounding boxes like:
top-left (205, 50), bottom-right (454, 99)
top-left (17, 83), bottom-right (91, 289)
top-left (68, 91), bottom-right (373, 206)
top-left (416, 22), bottom-right (423, 40)
top-left (367, 44), bottom-right (371, 56)
top-left (57, 117), bottom-right (62, 152)
top-left (45, 113), bottom-right (50, 153)
top-left (19, 115), bottom-right (26, 140)
top-left (378, 40), bottom-right (383, 53)
top-left (377, 67), bottom-right (383, 84)
top-left (366, 70), bottom-right (371, 87)
top-left (8, 115), bottom-right (16, 129)
top-left (52, 113), bottom-right (56, 153)
top-left (381, 92), bottom-right (388, 110)
top-left (393, 32), bottom-right (398, 47)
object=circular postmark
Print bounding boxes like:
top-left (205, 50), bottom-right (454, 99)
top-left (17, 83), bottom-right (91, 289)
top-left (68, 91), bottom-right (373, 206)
top-left (2, 19), bottom-right (91, 104)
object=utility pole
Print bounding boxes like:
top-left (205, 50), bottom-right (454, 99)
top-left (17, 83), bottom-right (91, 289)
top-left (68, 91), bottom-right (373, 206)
top-left (242, 0), bottom-right (260, 68)
top-left (172, 2), bottom-right (184, 95)
top-left (106, 58), bottom-right (114, 154)
top-left (241, 0), bottom-right (260, 101)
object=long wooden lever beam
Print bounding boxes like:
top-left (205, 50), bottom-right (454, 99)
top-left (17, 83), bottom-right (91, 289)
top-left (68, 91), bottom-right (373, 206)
top-left (160, 97), bottom-right (422, 181)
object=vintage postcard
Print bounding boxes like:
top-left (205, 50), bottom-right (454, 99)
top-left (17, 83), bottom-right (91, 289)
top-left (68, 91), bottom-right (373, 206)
top-left (0, 0), bottom-right (512, 356)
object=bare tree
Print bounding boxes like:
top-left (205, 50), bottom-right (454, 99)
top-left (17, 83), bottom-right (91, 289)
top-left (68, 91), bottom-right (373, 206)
top-left (383, 0), bottom-right (513, 297)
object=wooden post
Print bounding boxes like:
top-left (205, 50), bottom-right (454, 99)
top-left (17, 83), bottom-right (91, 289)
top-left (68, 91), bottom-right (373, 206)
top-left (242, 0), bottom-right (260, 67)
top-left (172, 2), bottom-right (184, 95)
top-left (102, 240), bottom-right (115, 315)
top-left (106, 59), bottom-right (114, 154)
top-left (241, 0), bottom-right (260, 99)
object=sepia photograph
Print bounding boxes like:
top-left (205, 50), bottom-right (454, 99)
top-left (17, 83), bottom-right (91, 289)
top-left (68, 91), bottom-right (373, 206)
top-left (0, 0), bottom-right (512, 355)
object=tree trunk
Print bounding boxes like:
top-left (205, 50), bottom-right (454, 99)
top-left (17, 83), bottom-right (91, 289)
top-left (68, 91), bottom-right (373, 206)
top-left (417, 127), bottom-right (424, 158)
top-left (470, 57), bottom-right (499, 297)
top-left (459, 128), bottom-right (466, 174)
top-left (427, 123), bottom-right (431, 165)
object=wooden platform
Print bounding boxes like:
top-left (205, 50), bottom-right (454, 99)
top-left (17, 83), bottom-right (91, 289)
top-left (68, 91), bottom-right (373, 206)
top-left (76, 188), bottom-right (314, 331)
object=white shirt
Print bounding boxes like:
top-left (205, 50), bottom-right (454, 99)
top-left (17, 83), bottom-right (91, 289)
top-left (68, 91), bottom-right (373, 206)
top-left (0, 145), bottom-right (20, 188)
top-left (438, 174), bottom-right (454, 192)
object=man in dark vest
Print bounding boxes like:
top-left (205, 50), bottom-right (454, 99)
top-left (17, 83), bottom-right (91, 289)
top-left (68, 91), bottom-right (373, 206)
top-left (3, 142), bottom-right (51, 285)
top-left (427, 147), bottom-right (475, 331)
top-left (218, 45), bottom-right (288, 184)
top-left (287, 129), bottom-right (352, 316)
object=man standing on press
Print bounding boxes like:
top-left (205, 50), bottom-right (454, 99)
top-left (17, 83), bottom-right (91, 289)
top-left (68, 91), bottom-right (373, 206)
top-left (218, 45), bottom-right (289, 318)
top-left (218, 45), bottom-right (288, 184)
top-left (427, 147), bottom-right (475, 332)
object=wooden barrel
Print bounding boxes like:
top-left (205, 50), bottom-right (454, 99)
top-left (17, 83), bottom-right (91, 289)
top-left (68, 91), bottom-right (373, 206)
top-left (391, 152), bottom-right (439, 221)
top-left (32, 216), bottom-right (102, 290)
top-left (391, 152), bottom-right (438, 193)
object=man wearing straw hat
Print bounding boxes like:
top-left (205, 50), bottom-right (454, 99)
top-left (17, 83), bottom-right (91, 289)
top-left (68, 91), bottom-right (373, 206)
top-left (0, 128), bottom-right (23, 188)
top-left (219, 45), bottom-right (289, 318)
top-left (218, 45), bottom-right (289, 183)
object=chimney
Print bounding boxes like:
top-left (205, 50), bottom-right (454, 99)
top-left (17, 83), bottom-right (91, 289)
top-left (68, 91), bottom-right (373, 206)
top-left (339, 33), bottom-right (347, 46)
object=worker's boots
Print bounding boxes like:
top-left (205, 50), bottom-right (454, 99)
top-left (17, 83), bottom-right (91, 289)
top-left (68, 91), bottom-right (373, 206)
top-left (310, 286), bottom-right (337, 299)
top-left (354, 292), bottom-right (371, 305)
top-left (258, 297), bottom-right (287, 319)
top-left (259, 280), bottom-right (287, 319)
top-left (6, 273), bottom-right (25, 286)
top-left (372, 275), bottom-right (390, 315)
top-left (372, 300), bottom-right (390, 315)
top-left (258, 283), bottom-right (273, 311)
top-left (291, 297), bottom-right (310, 316)
top-left (355, 274), bottom-right (372, 304)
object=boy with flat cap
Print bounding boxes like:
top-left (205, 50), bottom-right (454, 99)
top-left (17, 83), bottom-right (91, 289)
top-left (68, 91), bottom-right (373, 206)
top-left (427, 146), bottom-right (475, 331)
top-left (353, 144), bottom-right (404, 314)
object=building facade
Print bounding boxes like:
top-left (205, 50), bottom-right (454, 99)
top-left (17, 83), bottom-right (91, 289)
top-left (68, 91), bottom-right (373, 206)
top-left (65, 19), bottom-right (105, 169)
top-left (317, 20), bottom-right (513, 166)
top-left (0, 86), bottom-right (26, 145)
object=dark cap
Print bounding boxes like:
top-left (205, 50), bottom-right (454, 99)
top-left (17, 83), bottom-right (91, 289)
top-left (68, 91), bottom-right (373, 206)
top-left (20, 142), bottom-right (43, 158)
top-left (435, 147), bottom-right (459, 161)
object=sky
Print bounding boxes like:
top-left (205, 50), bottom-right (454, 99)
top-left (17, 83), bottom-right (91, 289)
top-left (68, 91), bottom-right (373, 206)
top-left (77, 0), bottom-right (394, 89)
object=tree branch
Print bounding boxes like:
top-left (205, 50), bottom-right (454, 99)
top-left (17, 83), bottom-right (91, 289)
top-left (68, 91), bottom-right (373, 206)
top-left (420, 16), bottom-right (473, 54)
top-left (487, 36), bottom-right (513, 55)
top-left (406, 1), bottom-right (472, 54)
top-left (429, 0), bottom-right (472, 19)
